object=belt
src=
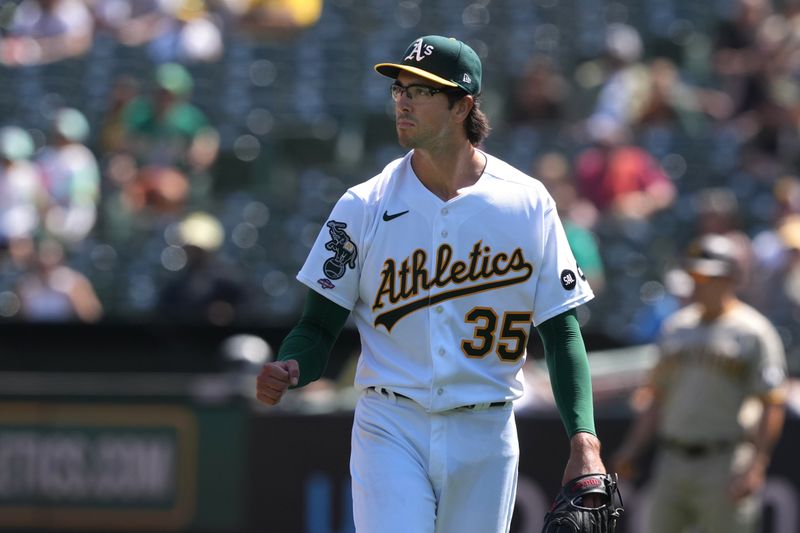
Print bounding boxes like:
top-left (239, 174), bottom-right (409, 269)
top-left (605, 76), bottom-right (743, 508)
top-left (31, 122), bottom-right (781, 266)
top-left (659, 437), bottom-right (737, 458)
top-left (368, 387), bottom-right (511, 411)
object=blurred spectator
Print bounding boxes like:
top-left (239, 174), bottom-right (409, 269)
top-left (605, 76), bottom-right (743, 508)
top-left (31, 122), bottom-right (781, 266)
top-left (584, 23), bottom-right (650, 134)
top-left (762, 5), bottom-right (800, 122)
top-left (89, 0), bottom-right (168, 47)
top-left (91, 0), bottom-right (223, 63)
top-left (759, 215), bottom-right (800, 372)
top-left (713, 0), bottom-right (798, 156)
top-left (157, 211), bottom-right (247, 325)
top-left (760, 214), bottom-right (800, 302)
top-left (506, 55), bottom-right (569, 126)
top-left (748, 176), bottom-right (800, 370)
top-left (775, 174), bottom-right (800, 217)
top-left (712, 0), bottom-right (773, 118)
top-left (0, 0), bottom-right (93, 66)
top-left (635, 57), bottom-right (733, 136)
top-left (711, 2), bottom-right (800, 180)
top-left (752, 175), bottom-right (800, 266)
top-left (145, 0), bottom-right (224, 64)
top-left (586, 26), bottom-right (734, 137)
top-left (750, 176), bottom-right (800, 274)
top-left (98, 74), bottom-right (140, 154)
top-left (574, 119), bottom-right (676, 221)
top-left (15, 237), bottom-right (103, 322)
top-left (738, 97), bottom-right (800, 180)
top-left (118, 62), bottom-right (219, 216)
top-left (534, 151), bottom-right (605, 293)
top-left (36, 107), bottom-right (100, 246)
top-left (225, 0), bottom-right (324, 40)
top-left (0, 126), bottom-right (45, 260)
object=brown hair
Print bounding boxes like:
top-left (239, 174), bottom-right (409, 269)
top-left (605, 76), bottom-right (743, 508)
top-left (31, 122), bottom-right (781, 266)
top-left (447, 91), bottom-right (491, 146)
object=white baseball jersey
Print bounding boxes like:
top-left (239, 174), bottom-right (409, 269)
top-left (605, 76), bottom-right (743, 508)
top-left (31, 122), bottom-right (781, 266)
top-left (297, 150), bottom-right (594, 411)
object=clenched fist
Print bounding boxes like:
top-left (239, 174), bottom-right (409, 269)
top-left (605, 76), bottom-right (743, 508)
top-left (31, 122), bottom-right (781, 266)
top-left (256, 360), bottom-right (300, 406)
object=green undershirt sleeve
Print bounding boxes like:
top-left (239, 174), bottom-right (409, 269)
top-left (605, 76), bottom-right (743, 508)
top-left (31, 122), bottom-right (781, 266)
top-left (277, 290), bottom-right (350, 388)
top-left (535, 309), bottom-right (597, 438)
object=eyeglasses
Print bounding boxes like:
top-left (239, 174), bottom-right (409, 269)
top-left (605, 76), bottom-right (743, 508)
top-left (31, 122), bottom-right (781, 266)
top-left (390, 82), bottom-right (455, 101)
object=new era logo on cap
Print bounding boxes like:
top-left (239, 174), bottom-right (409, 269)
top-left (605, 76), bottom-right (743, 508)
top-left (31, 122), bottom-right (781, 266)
top-left (374, 35), bottom-right (482, 96)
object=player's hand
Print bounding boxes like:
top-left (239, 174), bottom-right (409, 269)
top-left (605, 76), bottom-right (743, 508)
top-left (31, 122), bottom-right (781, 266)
top-left (563, 432), bottom-right (606, 482)
top-left (256, 360), bottom-right (299, 406)
top-left (562, 432), bottom-right (607, 507)
top-left (729, 461), bottom-right (767, 501)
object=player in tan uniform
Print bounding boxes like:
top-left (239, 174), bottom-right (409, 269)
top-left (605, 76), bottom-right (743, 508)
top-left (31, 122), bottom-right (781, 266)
top-left (613, 234), bottom-right (788, 533)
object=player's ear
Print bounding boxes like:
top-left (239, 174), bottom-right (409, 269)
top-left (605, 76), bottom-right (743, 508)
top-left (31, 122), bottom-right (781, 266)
top-left (452, 94), bottom-right (474, 121)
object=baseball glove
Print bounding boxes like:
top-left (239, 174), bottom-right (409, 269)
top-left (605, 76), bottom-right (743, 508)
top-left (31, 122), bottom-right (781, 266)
top-left (541, 473), bottom-right (624, 533)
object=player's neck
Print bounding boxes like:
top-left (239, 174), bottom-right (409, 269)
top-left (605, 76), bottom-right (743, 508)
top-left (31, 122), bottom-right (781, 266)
top-left (411, 144), bottom-right (486, 202)
top-left (699, 294), bottom-right (741, 321)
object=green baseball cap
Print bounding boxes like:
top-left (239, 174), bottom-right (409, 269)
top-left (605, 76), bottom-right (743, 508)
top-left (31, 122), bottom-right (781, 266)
top-left (156, 63), bottom-right (194, 96)
top-left (375, 35), bottom-right (482, 95)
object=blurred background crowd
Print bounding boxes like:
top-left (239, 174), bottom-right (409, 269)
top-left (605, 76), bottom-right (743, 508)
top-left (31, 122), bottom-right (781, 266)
top-left (1, 0), bottom-right (800, 381)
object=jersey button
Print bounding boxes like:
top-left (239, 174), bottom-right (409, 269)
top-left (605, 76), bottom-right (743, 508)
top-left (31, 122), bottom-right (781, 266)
top-left (441, 208), bottom-right (449, 215)
top-left (437, 388), bottom-right (444, 396)
top-left (441, 230), bottom-right (448, 238)
top-left (435, 305), bottom-right (443, 314)
top-left (438, 348), bottom-right (445, 356)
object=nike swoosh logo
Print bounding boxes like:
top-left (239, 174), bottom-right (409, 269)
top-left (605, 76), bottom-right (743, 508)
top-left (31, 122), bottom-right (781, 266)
top-left (382, 210), bottom-right (409, 221)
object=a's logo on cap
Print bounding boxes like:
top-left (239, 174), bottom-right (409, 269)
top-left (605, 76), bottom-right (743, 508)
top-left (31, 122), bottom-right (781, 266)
top-left (462, 73), bottom-right (471, 83)
top-left (405, 38), bottom-right (434, 62)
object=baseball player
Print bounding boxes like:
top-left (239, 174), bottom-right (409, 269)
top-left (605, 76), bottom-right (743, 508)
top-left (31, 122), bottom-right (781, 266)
top-left (257, 35), bottom-right (607, 532)
top-left (612, 234), bottom-right (788, 533)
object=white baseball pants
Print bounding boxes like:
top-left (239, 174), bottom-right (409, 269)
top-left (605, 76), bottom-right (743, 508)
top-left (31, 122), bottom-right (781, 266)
top-left (351, 387), bottom-right (519, 533)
